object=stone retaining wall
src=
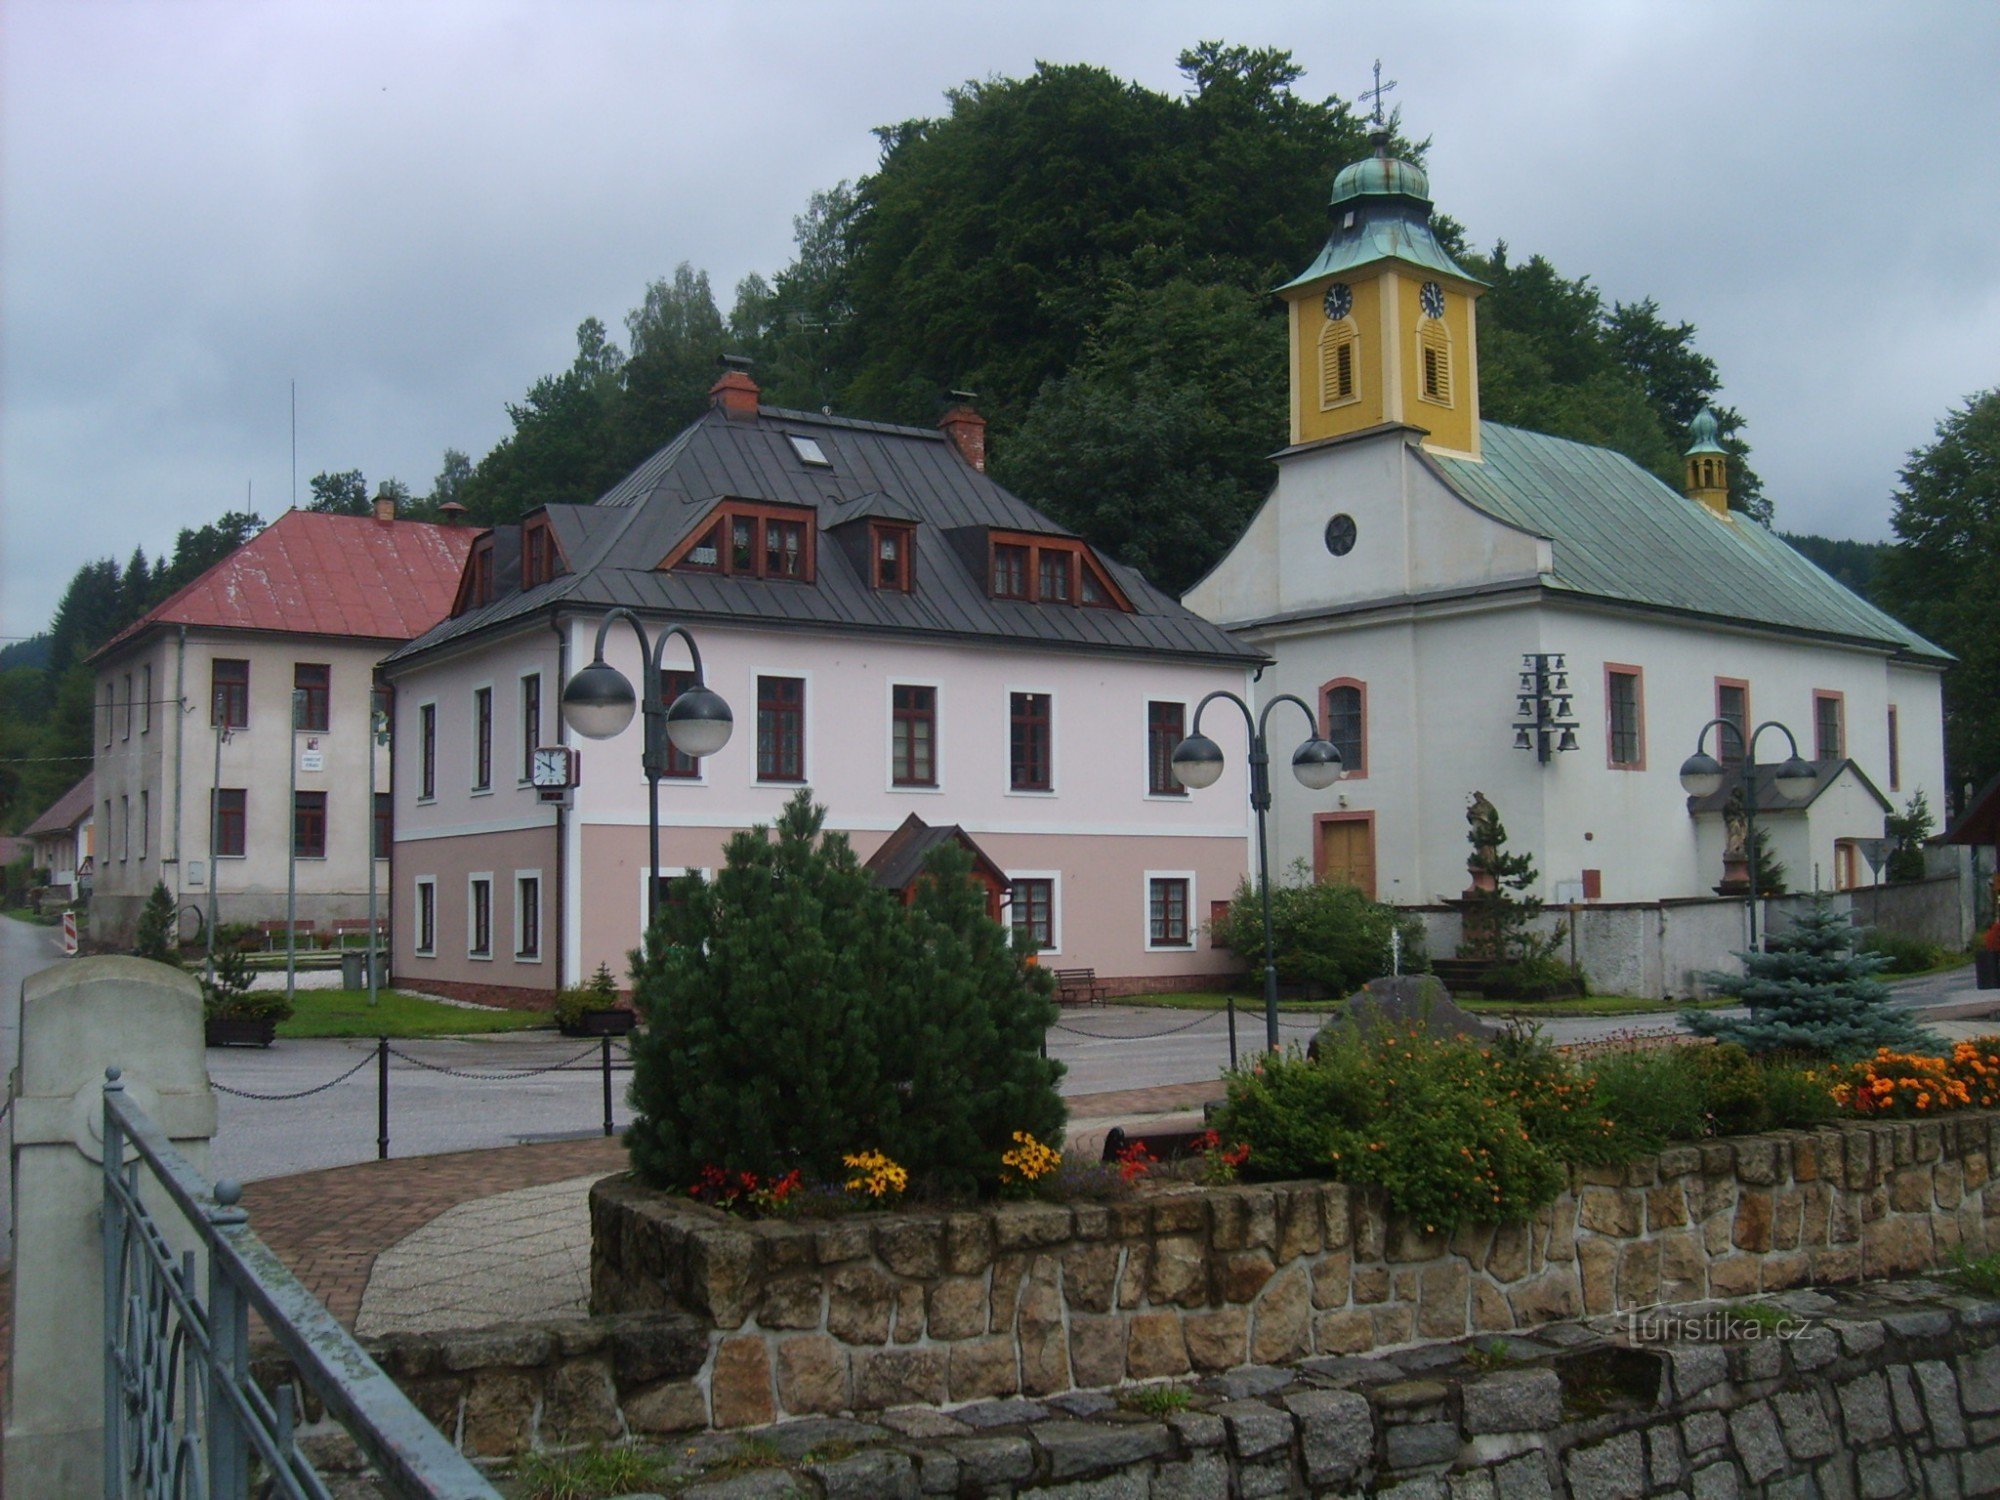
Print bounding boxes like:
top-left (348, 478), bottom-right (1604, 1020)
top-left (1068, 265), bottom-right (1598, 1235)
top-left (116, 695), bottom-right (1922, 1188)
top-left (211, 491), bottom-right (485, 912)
top-left (277, 1281), bottom-right (2000, 1495)
top-left (590, 1112), bottom-right (2000, 1428)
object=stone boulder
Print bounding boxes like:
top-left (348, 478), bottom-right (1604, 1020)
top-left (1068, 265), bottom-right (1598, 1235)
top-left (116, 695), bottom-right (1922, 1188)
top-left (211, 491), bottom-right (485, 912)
top-left (1308, 975), bottom-right (1496, 1058)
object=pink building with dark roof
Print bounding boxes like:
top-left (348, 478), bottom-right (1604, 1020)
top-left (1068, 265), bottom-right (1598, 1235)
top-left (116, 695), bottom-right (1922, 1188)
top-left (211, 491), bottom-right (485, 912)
top-left (88, 502), bottom-right (472, 945)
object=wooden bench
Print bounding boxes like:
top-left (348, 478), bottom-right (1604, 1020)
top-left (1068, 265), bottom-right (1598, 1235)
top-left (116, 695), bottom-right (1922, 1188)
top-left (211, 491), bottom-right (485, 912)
top-left (1052, 967), bottom-right (1108, 1006)
top-left (255, 919), bottom-right (315, 950)
top-left (330, 919), bottom-right (387, 948)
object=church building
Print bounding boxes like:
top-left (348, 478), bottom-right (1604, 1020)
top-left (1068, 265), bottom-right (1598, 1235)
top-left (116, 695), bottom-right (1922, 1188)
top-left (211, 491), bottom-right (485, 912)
top-left (1184, 123), bottom-right (1950, 923)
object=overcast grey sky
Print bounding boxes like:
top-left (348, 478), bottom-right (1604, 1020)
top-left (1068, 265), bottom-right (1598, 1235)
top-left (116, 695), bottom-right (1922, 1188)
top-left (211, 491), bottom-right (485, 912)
top-left (3, 0), bottom-right (1995, 641)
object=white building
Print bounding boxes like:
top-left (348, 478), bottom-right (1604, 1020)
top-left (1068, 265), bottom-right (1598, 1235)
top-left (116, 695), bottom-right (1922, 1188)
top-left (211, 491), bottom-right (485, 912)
top-left (1185, 126), bottom-right (1949, 930)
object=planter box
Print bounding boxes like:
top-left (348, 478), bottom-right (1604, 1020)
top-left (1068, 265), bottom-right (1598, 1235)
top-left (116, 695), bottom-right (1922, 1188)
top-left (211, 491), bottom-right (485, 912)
top-left (1978, 951), bottom-right (1999, 991)
top-left (205, 1016), bottom-right (277, 1048)
top-left (560, 1007), bottom-right (637, 1038)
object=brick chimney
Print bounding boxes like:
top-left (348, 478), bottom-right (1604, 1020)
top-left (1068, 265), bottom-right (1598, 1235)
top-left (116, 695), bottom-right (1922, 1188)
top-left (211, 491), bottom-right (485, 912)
top-left (938, 393), bottom-right (987, 472)
top-left (372, 485), bottom-right (398, 524)
top-left (710, 354), bottom-right (761, 422)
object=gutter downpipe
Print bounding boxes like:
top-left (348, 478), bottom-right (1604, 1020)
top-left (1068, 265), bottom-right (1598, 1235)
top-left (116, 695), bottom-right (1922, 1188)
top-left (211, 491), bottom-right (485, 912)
top-left (551, 613), bottom-right (568, 991)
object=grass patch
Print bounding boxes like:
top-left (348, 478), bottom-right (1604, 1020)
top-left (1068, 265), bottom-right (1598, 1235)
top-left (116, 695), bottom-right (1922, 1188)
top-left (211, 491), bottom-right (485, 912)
top-left (1463, 994), bottom-right (1733, 1019)
top-left (1121, 990), bottom-right (1342, 1013)
top-left (1462, 1338), bottom-right (1518, 1373)
top-left (706, 1437), bottom-right (787, 1478)
top-left (513, 1444), bottom-right (662, 1500)
top-left (1949, 1247), bottom-right (2000, 1298)
top-left (1121, 1383), bottom-right (1194, 1415)
top-left (275, 988), bottom-right (548, 1038)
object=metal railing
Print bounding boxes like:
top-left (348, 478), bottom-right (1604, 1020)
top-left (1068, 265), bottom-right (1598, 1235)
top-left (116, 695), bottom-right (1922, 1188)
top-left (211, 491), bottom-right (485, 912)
top-left (100, 1067), bottom-right (500, 1499)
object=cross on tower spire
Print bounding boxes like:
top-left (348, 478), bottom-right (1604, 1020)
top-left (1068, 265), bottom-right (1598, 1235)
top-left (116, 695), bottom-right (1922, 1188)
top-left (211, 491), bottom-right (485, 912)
top-left (1359, 59), bottom-right (1398, 127)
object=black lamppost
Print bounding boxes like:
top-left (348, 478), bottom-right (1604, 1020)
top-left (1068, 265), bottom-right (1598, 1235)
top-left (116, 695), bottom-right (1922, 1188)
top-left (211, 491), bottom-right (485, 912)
top-left (1171, 690), bottom-right (1343, 1062)
top-left (1678, 720), bottom-right (1815, 951)
top-left (559, 610), bottom-right (733, 930)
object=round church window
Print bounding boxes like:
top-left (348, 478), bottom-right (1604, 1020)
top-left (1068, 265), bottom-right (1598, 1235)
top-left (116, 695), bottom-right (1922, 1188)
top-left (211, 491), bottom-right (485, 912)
top-left (1325, 514), bottom-right (1358, 556)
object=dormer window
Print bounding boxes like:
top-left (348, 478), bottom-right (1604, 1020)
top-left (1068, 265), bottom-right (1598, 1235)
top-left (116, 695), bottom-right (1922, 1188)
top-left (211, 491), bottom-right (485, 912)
top-left (871, 522), bottom-right (914, 593)
top-left (986, 530), bottom-right (1131, 611)
top-left (661, 501), bottom-right (816, 584)
top-left (453, 537), bottom-right (497, 614)
top-left (787, 434), bottom-right (830, 468)
top-left (521, 521), bottom-right (560, 589)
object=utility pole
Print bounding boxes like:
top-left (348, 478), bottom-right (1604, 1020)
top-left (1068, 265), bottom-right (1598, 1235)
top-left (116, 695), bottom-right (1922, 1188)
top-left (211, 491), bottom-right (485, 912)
top-left (367, 691), bottom-right (389, 1007)
top-left (285, 687), bottom-right (303, 1008)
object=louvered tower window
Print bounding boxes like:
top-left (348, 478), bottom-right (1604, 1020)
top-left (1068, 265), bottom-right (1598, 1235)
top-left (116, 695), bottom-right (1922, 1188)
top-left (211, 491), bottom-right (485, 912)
top-left (1319, 320), bottom-right (1359, 409)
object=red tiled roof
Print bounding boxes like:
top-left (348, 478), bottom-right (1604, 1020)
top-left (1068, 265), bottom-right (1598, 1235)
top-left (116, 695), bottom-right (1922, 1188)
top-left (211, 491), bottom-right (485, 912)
top-left (24, 772), bottom-right (93, 837)
top-left (97, 510), bottom-right (476, 658)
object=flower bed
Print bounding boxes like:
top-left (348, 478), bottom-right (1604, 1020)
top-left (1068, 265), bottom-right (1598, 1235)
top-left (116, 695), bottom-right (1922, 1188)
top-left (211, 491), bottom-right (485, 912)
top-left (590, 1108), bottom-right (2000, 1428)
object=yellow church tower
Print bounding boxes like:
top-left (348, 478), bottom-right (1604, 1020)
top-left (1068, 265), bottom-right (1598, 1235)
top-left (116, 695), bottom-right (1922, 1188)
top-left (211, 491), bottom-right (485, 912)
top-left (1278, 121), bottom-right (1487, 458)
top-left (1683, 407), bottom-right (1731, 517)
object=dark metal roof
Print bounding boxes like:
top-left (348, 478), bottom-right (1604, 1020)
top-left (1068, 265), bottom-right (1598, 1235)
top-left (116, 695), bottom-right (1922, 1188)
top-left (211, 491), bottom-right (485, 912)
top-left (387, 405), bottom-right (1262, 669)
top-left (862, 814), bottom-right (1009, 893)
top-left (1943, 771), bottom-right (2000, 848)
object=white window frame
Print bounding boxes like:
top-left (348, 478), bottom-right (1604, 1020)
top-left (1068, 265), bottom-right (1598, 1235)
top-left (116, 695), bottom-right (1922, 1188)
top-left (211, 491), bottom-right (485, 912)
top-left (1006, 869), bottom-right (1062, 957)
top-left (467, 871), bottom-right (494, 960)
top-left (514, 868), bottom-right (543, 962)
top-left (1004, 684), bottom-right (1058, 798)
top-left (1144, 869), bottom-right (1198, 953)
top-left (885, 679), bottom-right (945, 794)
top-left (415, 699), bottom-right (439, 804)
top-left (413, 876), bottom-right (437, 957)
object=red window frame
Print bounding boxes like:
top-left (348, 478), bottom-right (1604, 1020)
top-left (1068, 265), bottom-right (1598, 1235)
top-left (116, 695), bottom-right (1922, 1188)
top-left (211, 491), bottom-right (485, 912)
top-left (295, 662), bottom-right (330, 732)
top-left (1149, 877), bottom-right (1191, 947)
top-left (1320, 678), bottom-right (1368, 780)
top-left (871, 522), bottom-right (914, 592)
top-left (1010, 692), bottom-right (1052, 792)
top-left (1813, 690), bottom-right (1845, 761)
top-left (293, 791), bottom-right (327, 859)
top-left (212, 659), bottom-right (249, 728)
top-left (986, 530), bottom-right (1131, 610)
top-left (661, 501), bottom-right (817, 583)
top-left (1037, 551), bottom-right (1073, 602)
top-left (214, 789), bottom-right (245, 857)
top-left (1147, 701), bottom-right (1186, 796)
top-left (1715, 678), bottom-right (1750, 764)
top-left (658, 670), bottom-right (700, 778)
top-left (1605, 664), bottom-right (1645, 771)
top-left (1010, 878), bottom-right (1054, 950)
top-left (892, 685), bottom-right (937, 787)
top-left (520, 674), bottom-right (541, 782)
top-left (419, 703), bottom-right (437, 800)
top-left (1888, 705), bottom-right (1901, 791)
top-left (373, 791), bottom-right (392, 860)
top-left (757, 675), bottom-right (806, 783)
top-left (521, 522), bottom-right (560, 589)
top-left (991, 544), bottom-right (1030, 599)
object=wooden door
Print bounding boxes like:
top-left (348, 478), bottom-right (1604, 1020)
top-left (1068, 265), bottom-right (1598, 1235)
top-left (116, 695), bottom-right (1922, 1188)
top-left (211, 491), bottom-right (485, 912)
top-left (1317, 816), bottom-right (1376, 898)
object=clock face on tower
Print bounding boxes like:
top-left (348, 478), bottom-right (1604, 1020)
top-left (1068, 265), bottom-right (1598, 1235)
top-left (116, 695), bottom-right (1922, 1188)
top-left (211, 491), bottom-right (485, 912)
top-left (1419, 281), bottom-right (1446, 320)
top-left (1322, 282), bottom-right (1353, 320)
top-left (530, 746), bottom-right (574, 789)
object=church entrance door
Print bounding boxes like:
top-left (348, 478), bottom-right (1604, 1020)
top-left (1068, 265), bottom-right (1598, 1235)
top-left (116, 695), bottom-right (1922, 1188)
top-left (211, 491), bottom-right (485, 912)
top-left (1315, 813), bottom-right (1376, 899)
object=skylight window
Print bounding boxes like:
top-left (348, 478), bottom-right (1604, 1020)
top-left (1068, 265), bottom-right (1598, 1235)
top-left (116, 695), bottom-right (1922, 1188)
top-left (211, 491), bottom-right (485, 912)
top-left (787, 435), bottom-right (830, 468)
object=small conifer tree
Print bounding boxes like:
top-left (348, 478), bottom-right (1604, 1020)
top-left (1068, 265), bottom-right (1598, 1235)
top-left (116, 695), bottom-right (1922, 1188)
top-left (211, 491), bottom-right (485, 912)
top-left (1459, 797), bottom-right (1555, 962)
top-left (134, 880), bottom-right (178, 961)
top-left (1884, 791), bottom-right (1935, 884)
top-left (1684, 892), bottom-right (1934, 1059)
top-left (1748, 830), bottom-right (1788, 896)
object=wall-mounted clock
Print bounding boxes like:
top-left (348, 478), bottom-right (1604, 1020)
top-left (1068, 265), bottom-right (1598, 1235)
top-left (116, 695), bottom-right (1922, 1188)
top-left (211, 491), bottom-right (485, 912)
top-left (1419, 281), bottom-right (1446, 319)
top-left (1322, 282), bottom-right (1353, 320)
top-left (530, 745), bottom-right (577, 789)
top-left (1325, 514), bottom-right (1358, 557)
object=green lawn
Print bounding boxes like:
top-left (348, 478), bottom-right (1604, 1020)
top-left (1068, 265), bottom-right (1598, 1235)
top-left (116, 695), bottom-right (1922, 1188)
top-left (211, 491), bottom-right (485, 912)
top-left (1120, 987), bottom-right (1717, 1019)
top-left (274, 988), bottom-right (551, 1039)
top-left (1120, 990), bottom-right (1345, 1014)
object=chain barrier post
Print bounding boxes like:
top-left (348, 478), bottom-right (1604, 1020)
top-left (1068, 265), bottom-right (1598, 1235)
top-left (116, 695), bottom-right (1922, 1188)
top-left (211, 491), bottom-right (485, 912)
top-left (376, 1037), bottom-right (389, 1161)
top-left (600, 1037), bottom-right (614, 1138)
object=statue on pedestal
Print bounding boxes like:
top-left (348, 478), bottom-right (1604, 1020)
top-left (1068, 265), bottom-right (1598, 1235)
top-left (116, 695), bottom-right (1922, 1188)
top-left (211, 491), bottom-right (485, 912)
top-left (1715, 786), bottom-right (1752, 895)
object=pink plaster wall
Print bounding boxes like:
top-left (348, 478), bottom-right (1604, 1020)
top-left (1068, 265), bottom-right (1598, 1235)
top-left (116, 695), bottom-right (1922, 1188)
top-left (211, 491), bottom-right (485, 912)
top-left (392, 823), bottom-right (560, 994)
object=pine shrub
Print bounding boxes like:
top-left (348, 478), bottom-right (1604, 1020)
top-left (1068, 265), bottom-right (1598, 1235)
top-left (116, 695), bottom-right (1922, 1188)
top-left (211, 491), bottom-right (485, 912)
top-left (1684, 893), bottom-right (1935, 1059)
top-left (624, 791), bottom-right (1064, 1197)
top-left (134, 879), bottom-right (178, 961)
top-left (1209, 859), bottom-right (1427, 995)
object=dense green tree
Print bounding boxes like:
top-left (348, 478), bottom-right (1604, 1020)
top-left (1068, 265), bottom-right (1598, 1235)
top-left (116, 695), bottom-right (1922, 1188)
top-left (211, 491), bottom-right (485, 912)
top-left (615, 263), bottom-right (728, 456)
top-left (134, 880), bottom-right (178, 960)
top-left (307, 469), bottom-right (369, 515)
top-left (425, 448), bottom-right (473, 514)
top-left (1685, 894), bottom-right (1934, 1058)
top-left (462, 319), bottom-right (630, 522)
top-left (995, 275), bottom-right (1284, 594)
top-left (1780, 533), bottom-right (1887, 599)
top-left (152, 512), bottom-right (264, 600)
top-left (1884, 791), bottom-right (1935, 884)
top-left (1876, 389), bottom-right (2000, 797)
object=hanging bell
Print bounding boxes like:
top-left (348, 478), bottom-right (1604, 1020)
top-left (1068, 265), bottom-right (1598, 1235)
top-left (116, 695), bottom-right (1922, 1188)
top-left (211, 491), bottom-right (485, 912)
top-left (1557, 727), bottom-right (1579, 753)
top-left (1513, 727), bottom-right (1533, 751)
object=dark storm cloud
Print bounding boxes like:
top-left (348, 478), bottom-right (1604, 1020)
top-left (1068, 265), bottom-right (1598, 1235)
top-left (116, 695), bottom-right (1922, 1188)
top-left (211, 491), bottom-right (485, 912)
top-left (4, 0), bottom-right (1994, 637)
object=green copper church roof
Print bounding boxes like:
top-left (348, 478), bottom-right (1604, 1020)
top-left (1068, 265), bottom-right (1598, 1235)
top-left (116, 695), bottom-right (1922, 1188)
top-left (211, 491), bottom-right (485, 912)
top-left (1426, 424), bottom-right (1950, 664)
top-left (1277, 137), bottom-right (1483, 294)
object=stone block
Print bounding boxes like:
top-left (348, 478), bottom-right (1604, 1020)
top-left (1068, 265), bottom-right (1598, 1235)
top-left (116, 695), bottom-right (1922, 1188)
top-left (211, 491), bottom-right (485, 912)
top-left (1352, 1194), bottom-right (1388, 1259)
top-left (1856, 1448), bottom-right (1909, 1499)
top-left (1114, 1242), bottom-right (1148, 1310)
top-left (993, 1203), bottom-right (1073, 1251)
top-left (1891, 1167), bottom-right (1935, 1214)
top-left (1916, 1359), bottom-right (1969, 1447)
top-left (1018, 1256), bottom-right (1069, 1396)
top-left (806, 1449), bottom-right (915, 1500)
top-left (1463, 1368), bottom-right (1562, 1433)
top-left (459, 1370), bottom-right (537, 1456)
top-left (1070, 1203), bottom-right (1110, 1241)
top-left (1311, 1250), bottom-right (1352, 1309)
top-left (1385, 1420), bottom-right (1460, 1470)
top-left (854, 1347), bottom-right (948, 1409)
top-left (1771, 1389), bottom-right (1836, 1461)
top-left (1252, 1266), bottom-right (1312, 1364)
top-left (1486, 1222), bottom-right (1531, 1283)
top-left (1125, 1311), bottom-right (1190, 1379)
top-left (1733, 1189), bottom-right (1774, 1252)
top-left (1668, 1346), bottom-right (1729, 1402)
top-left (1812, 1243), bottom-right (1863, 1284)
top-left (1386, 1221), bottom-right (1448, 1262)
top-left (1063, 1242), bottom-right (1120, 1313)
top-left (1646, 1183), bottom-right (1689, 1232)
top-left (1646, 1424), bottom-right (1686, 1490)
top-left (815, 1220), bottom-right (872, 1264)
top-left (541, 1356), bottom-right (619, 1444)
top-left (1372, 1302), bottom-right (1416, 1346)
top-left (711, 1336), bottom-right (775, 1429)
top-left (1352, 1265), bottom-right (1391, 1304)
top-left (1614, 1240), bottom-right (1660, 1311)
top-left (1728, 1400), bottom-right (1788, 1484)
top-left (1837, 1372), bottom-right (1894, 1445)
top-left (942, 1212), bottom-right (995, 1275)
top-left (989, 1252), bottom-right (1028, 1331)
top-left (1565, 1431), bottom-right (1645, 1497)
top-left (1735, 1138), bottom-right (1781, 1186)
top-left (875, 1217), bottom-right (945, 1279)
top-left (758, 1273), bottom-right (823, 1330)
top-left (624, 1377), bottom-right (706, 1434)
top-left (609, 1316), bottom-right (710, 1387)
top-left (1417, 1261), bottom-right (1469, 1338)
top-left (946, 1336), bottom-right (1020, 1403)
top-left (1939, 1161), bottom-right (1966, 1210)
top-left (1545, 1196), bottom-right (1577, 1264)
top-left (1282, 1388), bottom-right (1371, 1486)
top-left (1863, 1214), bottom-right (1935, 1277)
top-left (1472, 1278), bottom-right (1515, 1332)
top-left (1493, 1453), bottom-right (1558, 1500)
top-left (1172, 1305), bottom-right (1239, 1374)
top-left (1658, 1230), bottom-right (1707, 1302)
top-left (437, 1324), bottom-right (554, 1373)
top-left (1216, 1398), bottom-right (1292, 1461)
top-left (1708, 1253), bottom-right (1761, 1298)
top-left (1759, 1249), bottom-right (1812, 1291)
top-left (1682, 1408), bottom-right (1727, 1453)
top-left (1068, 1314), bottom-right (1127, 1388)
top-left (1220, 1250), bottom-right (1277, 1303)
top-left (774, 1334), bottom-right (849, 1416)
top-left (1314, 1307), bottom-right (1376, 1355)
top-left (826, 1263), bottom-right (895, 1344)
top-left (939, 1434), bottom-right (1036, 1489)
top-left (1148, 1234), bottom-right (1207, 1308)
top-left (1507, 1271), bottom-right (1581, 1327)
top-left (1691, 1461), bottom-right (1744, 1499)
top-left (1152, 1453), bottom-right (1231, 1499)
top-left (1037, 1424), bottom-right (1176, 1485)
top-left (1578, 1236), bottom-right (1617, 1315)
top-left (1923, 1454), bottom-right (1964, 1500)
top-left (1275, 1186), bottom-right (1326, 1261)
top-left (1771, 1187), bottom-right (1805, 1249)
top-left (1579, 1186), bottom-right (1642, 1238)
top-left (927, 1276), bottom-right (988, 1341)
top-left (1956, 1347), bottom-right (2000, 1414)
top-left (1152, 1192), bottom-right (1212, 1237)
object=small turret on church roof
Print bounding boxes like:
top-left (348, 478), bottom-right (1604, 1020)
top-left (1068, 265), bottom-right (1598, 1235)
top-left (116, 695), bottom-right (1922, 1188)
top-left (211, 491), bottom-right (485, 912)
top-left (1683, 406), bottom-right (1731, 517)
